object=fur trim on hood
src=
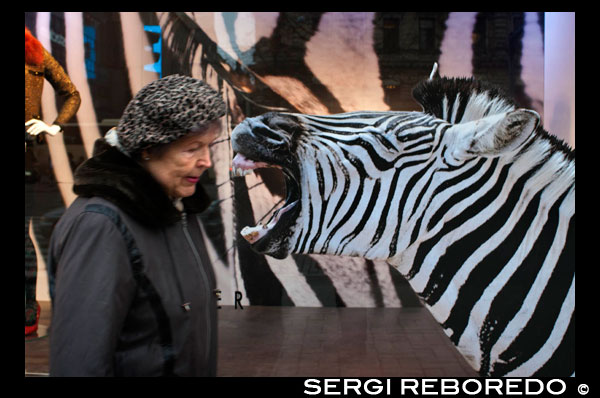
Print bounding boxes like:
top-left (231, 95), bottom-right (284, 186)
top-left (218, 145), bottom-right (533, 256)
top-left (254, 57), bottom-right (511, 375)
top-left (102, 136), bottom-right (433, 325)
top-left (73, 139), bottom-right (211, 228)
top-left (25, 27), bottom-right (44, 67)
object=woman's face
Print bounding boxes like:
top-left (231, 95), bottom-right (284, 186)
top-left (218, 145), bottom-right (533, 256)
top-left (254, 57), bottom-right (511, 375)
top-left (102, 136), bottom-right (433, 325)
top-left (141, 122), bottom-right (222, 199)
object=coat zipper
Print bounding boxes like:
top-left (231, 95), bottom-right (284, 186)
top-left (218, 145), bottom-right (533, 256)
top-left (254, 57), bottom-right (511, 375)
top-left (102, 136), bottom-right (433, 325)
top-left (180, 211), bottom-right (213, 363)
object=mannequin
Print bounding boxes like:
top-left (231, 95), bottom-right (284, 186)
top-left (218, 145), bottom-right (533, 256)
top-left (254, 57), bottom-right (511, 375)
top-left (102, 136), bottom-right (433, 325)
top-left (25, 26), bottom-right (80, 336)
top-left (25, 120), bottom-right (62, 137)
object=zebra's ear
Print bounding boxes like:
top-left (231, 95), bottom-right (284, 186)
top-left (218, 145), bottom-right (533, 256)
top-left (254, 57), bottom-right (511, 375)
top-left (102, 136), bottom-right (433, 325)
top-left (450, 109), bottom-right (540, 160)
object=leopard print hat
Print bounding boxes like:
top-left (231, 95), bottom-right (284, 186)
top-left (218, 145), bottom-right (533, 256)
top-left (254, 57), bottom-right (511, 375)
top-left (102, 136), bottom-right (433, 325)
top-left (117, 74), bottom-right (226, 156)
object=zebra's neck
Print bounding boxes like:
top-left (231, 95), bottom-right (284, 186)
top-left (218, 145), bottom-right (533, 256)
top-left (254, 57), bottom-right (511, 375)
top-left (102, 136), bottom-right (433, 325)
top-left (388, 129), bottom-right (574, 275)
top-left (292, 122), bottom-right (574, 271)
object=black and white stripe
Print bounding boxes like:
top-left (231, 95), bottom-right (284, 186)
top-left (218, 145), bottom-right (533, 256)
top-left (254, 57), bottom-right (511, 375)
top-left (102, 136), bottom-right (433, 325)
top-left (289, 111), bottom-right (447, 259)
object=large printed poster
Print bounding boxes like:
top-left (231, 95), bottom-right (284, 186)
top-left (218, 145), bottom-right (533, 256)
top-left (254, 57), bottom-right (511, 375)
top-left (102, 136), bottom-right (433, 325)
top-left (25, 12), bottom-right (546, 307)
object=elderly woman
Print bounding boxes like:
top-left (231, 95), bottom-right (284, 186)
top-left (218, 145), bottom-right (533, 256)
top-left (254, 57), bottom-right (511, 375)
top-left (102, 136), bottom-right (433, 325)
top-left (47, 75), bottom-right (226, 376)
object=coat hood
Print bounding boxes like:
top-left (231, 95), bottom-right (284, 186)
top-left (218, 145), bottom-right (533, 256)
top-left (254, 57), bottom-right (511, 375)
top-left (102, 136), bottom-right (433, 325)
top-left (73, 138), bottom-right (211, 228)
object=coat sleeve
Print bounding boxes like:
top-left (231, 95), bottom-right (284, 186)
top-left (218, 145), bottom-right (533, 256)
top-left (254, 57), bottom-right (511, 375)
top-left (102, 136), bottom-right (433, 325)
top-left (43, 48), bottom-right (81, 128)
top-left (49, 211), bottom-right (136, 376)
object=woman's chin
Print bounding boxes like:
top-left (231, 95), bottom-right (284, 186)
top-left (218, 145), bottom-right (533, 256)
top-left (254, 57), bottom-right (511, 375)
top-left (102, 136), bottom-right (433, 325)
top-left (168, 184), bottom-right (197, 199)
top-left (180, 187), bottom-right (197, 198)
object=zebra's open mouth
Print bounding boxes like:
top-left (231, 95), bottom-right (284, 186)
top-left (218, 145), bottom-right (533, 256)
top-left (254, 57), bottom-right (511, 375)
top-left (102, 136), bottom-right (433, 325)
top-left (230, 112), bottom-right (306, 258)
top-left (231, 151), bottom-right (301, 256)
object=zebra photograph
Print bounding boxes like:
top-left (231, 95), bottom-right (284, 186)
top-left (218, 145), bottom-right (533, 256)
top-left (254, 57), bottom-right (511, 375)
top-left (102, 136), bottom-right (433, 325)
top-left (25, 12), bottom-right (574, 377)
top-left (230, 73), bottom-right (575, 377)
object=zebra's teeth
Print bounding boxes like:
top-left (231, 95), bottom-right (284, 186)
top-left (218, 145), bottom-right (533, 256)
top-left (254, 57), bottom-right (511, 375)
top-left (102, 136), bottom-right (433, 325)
top-left (241, 224), bottom-right (269, 244)
top-left (231, 166), bottom-right (254, 178)
top-left (240, 200), bottom-right (298, 245)
top-left (231, 153), bottom-right (281, 177)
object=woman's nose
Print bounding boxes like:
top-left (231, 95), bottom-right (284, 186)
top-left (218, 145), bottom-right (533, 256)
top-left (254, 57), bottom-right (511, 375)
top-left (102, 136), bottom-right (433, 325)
top-left (197, 148), bottom-right (212, 168)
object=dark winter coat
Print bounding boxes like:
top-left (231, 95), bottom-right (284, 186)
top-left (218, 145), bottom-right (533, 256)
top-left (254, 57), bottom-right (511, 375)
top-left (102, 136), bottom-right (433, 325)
top-left (47, 138), bottom-right (219, 377)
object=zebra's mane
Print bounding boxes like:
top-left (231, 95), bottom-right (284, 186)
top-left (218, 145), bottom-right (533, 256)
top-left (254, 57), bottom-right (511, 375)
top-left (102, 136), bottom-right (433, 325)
top-left (531, 124), bottom-right (576, 162)
top-left (412, 77), bottom-right (518, 124)
top-left (412, 76), bottom-right (575, 160)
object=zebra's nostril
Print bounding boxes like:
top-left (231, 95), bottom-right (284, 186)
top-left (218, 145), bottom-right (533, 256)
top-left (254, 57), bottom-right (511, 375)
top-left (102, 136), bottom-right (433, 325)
top-left (255, 126), bottom-right (286, 143)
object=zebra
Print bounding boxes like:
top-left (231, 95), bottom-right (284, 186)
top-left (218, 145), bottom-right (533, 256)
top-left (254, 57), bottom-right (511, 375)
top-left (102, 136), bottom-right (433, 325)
top-left (230, 74), bottom-right (575, 377)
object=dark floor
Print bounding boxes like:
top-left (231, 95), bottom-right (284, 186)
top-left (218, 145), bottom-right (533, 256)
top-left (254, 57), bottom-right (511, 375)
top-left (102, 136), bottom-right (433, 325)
top-left (25, 301), bottom-right (477, 377)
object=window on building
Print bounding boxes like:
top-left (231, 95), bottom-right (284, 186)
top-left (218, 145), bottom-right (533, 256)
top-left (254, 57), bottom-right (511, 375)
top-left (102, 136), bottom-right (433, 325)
top-left (419, 18), bottom-right (435, 51)
top-left (383, 18), bottom-right (399, 52)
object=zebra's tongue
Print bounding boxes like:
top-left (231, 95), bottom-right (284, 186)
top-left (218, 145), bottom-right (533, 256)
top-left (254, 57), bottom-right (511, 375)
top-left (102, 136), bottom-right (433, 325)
top-left (231, 153), bottom-right (279, 177)
top-left (241, 200), bottom-right (298, 244)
